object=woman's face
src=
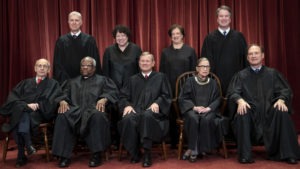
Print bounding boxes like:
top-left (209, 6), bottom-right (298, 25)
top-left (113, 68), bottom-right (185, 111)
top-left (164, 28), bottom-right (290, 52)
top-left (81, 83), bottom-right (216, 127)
top-left (196, 60), bottom-right (210, 78)
top-left (115, 32), bottom-right (129, 47)
top-left (171, 28), bottom-right (183, 44)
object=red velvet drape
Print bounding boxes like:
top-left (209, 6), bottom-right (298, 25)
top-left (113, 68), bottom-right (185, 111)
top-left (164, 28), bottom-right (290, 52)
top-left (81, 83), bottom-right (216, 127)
top-left (1, 0), bottom-right (300, 130)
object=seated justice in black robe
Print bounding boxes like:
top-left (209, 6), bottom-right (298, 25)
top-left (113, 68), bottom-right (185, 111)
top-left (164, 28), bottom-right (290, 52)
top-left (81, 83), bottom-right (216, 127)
top-left (0, 59), bottom-right (62, 167)
top-left (227, 44), bottom-right (300, 164)
top-left (51, 57), bottom-right (118, 168)
top-left (118, 52), bottom-right (172, 167)
top-left (178, 58), bottom-right (226, 162)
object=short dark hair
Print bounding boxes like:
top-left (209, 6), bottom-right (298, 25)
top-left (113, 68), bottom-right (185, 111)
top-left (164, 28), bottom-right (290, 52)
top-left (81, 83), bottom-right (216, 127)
top-left (248, 43), bottom-right (265, 53)
top-left (216, 5), bottom-right (232, 16)
top-left (112, 25), bottom-right (131, 40)
top-left (168, 24), bottom-right (185, 37)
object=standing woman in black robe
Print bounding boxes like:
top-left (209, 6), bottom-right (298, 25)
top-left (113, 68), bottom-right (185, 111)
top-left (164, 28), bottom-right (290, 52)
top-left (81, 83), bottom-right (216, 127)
top-left (0, 59), bottom-right (62, 167)
top-left (160, 24), bottom-right (197, 148)
top-left (102, 25), bottom-right (142, 148)
top-left (178, 58), bottom-right (222, 162)
top-left (103, 25), bottom-right (142, 90)
top-left (53, 11), bottom-right (102, 85)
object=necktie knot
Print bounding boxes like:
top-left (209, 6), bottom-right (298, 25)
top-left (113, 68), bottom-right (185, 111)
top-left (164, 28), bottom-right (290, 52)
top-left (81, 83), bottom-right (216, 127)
top-left (145, 75), bottom-right (148, 79)
top-left (72, 35), bottom-right (77, 39)
top-left (37, 78), bottom-right (42, 84)
top-left (254, 69), bottom-right (260, 73)
top-left (223, 31), bottom-right (226, 36)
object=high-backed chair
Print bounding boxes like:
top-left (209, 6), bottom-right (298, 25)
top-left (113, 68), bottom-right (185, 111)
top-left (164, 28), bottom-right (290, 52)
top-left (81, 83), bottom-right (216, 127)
top-left (2, 122), bottom-right (52, 162)
top-left (172, 71), bottom-right (228, 160)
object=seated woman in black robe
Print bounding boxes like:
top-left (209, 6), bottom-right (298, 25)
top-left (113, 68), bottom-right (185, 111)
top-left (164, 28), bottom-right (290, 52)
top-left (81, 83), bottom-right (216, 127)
top-left (178, 57), bottom-right (224, 162)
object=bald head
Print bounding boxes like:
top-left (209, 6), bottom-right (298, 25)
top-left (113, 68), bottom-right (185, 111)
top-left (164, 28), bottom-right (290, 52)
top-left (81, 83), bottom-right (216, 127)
top-left (34, 58), bottom-right (51, 78)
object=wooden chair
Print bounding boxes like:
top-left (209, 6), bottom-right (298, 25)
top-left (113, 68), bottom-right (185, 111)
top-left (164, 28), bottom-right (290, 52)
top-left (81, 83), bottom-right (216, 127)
top-left (172, 71), bottom-right (228, 160)
top-left (2, 122), bottom-right (52, 162)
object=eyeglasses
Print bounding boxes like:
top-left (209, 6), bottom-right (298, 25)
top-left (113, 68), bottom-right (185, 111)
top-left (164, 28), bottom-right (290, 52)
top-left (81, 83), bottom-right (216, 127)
top-left (197, 65), bottom-right (210, 69)
top-left (35, 64), bottom-right (49, 69)
top-left (81, 64), bottom-right (93, 68)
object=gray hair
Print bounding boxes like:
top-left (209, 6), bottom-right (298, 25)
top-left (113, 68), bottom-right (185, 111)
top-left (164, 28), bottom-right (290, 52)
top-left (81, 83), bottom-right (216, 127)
top-left (68, 11), bottom-right (82, 20)
top-left (81, 56), bottom-right (96, 67)
top-left (140, 52), bottom-right (154, 61)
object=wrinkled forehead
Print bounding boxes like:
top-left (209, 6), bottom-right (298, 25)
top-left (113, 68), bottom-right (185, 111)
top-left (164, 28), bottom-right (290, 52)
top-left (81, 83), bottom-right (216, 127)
top-left (81, 59), bottom-right (93, 64)
top-left (140, 54), bottom-right (154, 61)
top-left (35, 59), bottom-right (49, 66)
top-left (199, 60), bottom-right (210, 65)
top-left (69, 13), bottom-right (82, 20)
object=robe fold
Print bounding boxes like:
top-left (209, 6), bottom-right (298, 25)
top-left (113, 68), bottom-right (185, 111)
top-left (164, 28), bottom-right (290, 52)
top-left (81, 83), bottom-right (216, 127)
top-left (227, 66), bottom-right (300, 160)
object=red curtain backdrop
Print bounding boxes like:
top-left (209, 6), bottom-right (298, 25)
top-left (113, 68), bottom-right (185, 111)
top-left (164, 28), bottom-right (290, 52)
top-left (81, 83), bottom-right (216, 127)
top-left (1, 0), bottom-right (300, 130)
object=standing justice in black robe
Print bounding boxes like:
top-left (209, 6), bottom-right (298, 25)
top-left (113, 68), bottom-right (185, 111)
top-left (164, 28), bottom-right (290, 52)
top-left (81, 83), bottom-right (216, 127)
top-left (53, 33), bottom-right (102, 84)
top-left (201, 29), bottom-right (247, 96)
top-left (227, 66), bottom-right (300, 161)
top-left (160, 44), bottom-right (197, 147)
top-left (160, 44), bottom-right (197, 96)
top-left (178, 76), bottom-right (223, 153)
top-left (103, 42), bottom-right (142, 89)
top-left (51, 74), bottom-right (118, 159)
top-left (118, 72), bottom-right (172, 157)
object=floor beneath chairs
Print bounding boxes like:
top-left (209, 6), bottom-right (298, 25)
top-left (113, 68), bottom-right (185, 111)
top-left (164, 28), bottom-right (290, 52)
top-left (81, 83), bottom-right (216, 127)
top-left (1, 137), bottom-right (300, 169)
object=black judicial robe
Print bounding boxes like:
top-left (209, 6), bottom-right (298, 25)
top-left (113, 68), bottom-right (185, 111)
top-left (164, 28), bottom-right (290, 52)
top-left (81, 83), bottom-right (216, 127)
top-left (102, 42), bottom-right (142, 89)
top-left (119, 72), bottom-right (172, 138)
top-left (58, 74), bottom-right (118, 135)
top-left (53, 33), bottom-right (102, 84)
top-left (227, 66), bottom-right (300, 160)
top-left (160, 44), bottom-right (197, 96)
top-left (201, 29), bottom-right (247, 95)
top-left (0, 78), bottom-right (61, 132)
top-left (179, 77), bottom-right (223, 152)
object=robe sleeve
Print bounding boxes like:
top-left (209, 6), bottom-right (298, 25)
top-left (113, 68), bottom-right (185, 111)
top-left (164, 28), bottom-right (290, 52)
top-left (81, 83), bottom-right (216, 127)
top-left (226, 72), bottom-right (243, 103)
top-left (53, 39), bottom-right (69, 84)
top-left (87, 37), bottom-right (102, 75)
top-left (102, 48), bottom-right (110, 77)
top-left (238, 32), bottom-right (248, 68)
top-left (272, 70), bottom-right (292, 104)
top-left (98, 77), bottom-right (119, 104)
top-left (159, 51), bottom-right (167, 73)
top-left (153, 74), bottom-right (172, 116)
top-left (37, 80), bottom-right (62, 120)
top-left (208, 80), bottom-right (221, 111)
top-left (178, 78), bottom-right (195, 114)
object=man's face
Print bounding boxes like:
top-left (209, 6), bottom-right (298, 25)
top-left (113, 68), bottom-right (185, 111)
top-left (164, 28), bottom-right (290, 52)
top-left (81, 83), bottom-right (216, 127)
top-left (139, 55), bottom-right (155, 73)
top-left (196, 60), bottom-right (210, 78)
top-left (115, 32), bottom-right (129, 47)
top-left (171, 28), bottom-right (183, 44)
top-left (34, 59), bottom-right (50, 77)
top-left (217, 9), bottom-right (231, 28)
top-left (68, 14), bottom-right (82, 32)
top-left (247, 46), bottom-right (264, 67)
top-left (80, 59), bottom-right (95, 77)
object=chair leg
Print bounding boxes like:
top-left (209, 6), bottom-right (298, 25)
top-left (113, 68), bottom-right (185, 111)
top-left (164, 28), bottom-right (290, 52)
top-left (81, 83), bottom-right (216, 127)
top-left (177, 124), bottom-right (184, 160)
top-left (41, 126), bottom-right (50, 162)
top-left (161, 141), bottom-right (167, 160)
top-left (2, 134), bottom-right (9, 162)
top-left (222, 137), bottom-right (228, 158)
top-left (118, 143), bottom-right (123, 161)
